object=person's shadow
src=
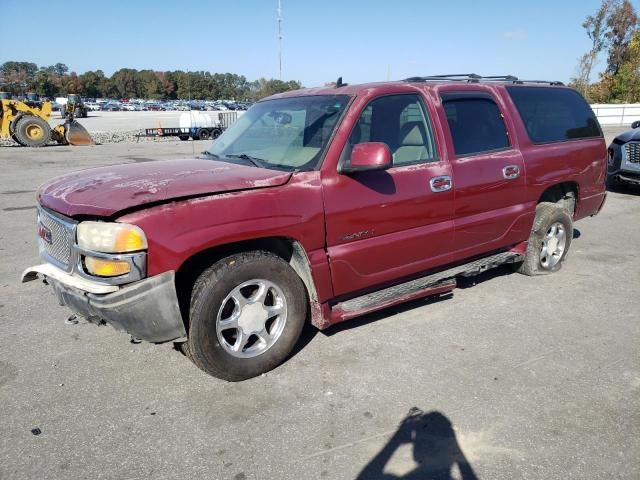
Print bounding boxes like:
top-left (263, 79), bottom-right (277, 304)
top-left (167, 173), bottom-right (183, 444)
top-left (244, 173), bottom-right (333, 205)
top-left (356, 408), bottom-right (478, 480)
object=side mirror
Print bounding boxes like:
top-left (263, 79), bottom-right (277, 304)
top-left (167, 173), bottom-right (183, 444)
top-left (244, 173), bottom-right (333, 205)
top-left (340, 142), bottom-right (392, 174)
top-left (632, 120), bottom-right (640, 129)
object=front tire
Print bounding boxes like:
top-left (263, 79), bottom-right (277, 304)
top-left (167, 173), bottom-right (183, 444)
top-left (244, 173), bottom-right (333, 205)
top-left (14, 115), bottom-right (51, 147)
top-left (186, 251), bottom-right (307, 381)
top-left (517, 202), bottom-right (573, 276)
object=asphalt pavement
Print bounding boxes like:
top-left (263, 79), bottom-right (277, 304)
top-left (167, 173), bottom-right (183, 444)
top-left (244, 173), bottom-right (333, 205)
top-left (0, 128), bottom-right (638, 480)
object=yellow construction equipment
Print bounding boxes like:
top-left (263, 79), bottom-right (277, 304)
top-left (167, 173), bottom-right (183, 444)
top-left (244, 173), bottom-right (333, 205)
top-left (0, 92), bottom-right (93, 147)
top-left (60, 94), bottom-right (88, 119)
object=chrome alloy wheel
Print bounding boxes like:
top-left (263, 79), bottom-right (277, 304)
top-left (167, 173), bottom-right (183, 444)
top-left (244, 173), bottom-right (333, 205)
top-left (216, 279), bottom-right (288, 358)
top-left (539, 222), bottom-right (567, 269)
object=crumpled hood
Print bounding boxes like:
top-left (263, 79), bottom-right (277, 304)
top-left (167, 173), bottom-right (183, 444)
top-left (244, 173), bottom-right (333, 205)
top-left (37, 158), bottom-right (292, 218)
top-left (613, 127), bottom-right (640, 143)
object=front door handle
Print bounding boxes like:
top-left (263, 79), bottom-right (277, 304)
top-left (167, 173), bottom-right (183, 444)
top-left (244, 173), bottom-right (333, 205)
top-left (430, 175), bottom-right (452, 192)
top-left (502, 165), bottom-right (520, 180)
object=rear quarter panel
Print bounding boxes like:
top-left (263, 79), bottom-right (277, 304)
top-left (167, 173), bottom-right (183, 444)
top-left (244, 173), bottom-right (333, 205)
top-left (519, 138), bottom-right (607, 219)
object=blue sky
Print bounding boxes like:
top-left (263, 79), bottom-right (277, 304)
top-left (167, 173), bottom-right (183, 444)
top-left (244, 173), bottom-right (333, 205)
top-left (2, 0), bottom-right (617, 86)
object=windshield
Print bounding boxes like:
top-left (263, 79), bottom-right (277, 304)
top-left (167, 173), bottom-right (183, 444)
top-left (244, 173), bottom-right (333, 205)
top-left (206, 95), bottom-right (350, 171)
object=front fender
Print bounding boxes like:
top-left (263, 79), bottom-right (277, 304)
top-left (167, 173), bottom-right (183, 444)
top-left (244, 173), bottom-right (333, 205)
top-left (117, 171), bottom-right (327, 277)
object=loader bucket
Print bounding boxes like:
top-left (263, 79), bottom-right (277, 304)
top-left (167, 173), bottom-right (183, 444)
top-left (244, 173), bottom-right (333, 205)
top-left (64, 120), bottom-right (93, 146)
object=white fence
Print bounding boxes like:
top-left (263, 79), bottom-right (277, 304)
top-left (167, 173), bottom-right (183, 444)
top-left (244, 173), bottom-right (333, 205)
top-left (590, 103), bottom-right (640, 126)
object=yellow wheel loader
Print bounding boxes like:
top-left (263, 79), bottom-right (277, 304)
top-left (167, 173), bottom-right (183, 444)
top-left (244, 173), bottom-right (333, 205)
top-left (0, 92), bottom-right (93, 147)
top-left (61, 94), bottom-right (88, 119)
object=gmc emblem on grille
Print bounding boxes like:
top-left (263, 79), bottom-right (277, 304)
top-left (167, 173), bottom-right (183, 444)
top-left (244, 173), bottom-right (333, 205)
top-left (38, 222), bottom-right (52, 244)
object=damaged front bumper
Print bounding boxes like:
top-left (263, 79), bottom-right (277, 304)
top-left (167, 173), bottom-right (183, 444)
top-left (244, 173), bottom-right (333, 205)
top-left (22, 264), bottom-right (186, 343)
top-left (609, 171), bottom-right (640, 185)
top-left (609, 142), bottom-right (640, 185)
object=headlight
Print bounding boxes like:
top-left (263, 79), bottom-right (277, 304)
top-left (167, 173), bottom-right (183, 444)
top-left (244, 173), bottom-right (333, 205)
top-left (76, 222), bottom-right (147, 253)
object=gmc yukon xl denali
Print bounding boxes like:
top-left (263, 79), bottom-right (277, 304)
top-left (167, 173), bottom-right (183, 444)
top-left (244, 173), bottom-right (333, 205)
top-left (22, 74), bottom-right (607, 381)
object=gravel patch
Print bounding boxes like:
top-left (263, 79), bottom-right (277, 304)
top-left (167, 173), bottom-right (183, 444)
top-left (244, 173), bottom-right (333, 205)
top-left (91, 130), bottom-right (177, 144)
top-left (0, 129), bottom-right (180, 147)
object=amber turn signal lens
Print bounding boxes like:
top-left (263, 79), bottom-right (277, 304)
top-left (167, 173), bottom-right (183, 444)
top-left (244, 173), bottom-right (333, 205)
top-left (84, 257), bottom-right (131, 277)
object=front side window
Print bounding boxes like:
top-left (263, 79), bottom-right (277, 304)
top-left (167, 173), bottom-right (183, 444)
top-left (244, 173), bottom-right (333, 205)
top-left (342, 94), bottom-right (437, 166)
top-left (441, 94), bottom-right (510, 157)
top-left (207, 95), bottom-right (350, 171)
top-left (506, 86), bottom-right (601, 144)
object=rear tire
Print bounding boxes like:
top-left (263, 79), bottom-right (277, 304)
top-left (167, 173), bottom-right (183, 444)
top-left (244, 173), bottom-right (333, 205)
top-left (9, 114), bottom-right (25, 145)
top-left (186, 251), bottom-right (307, 381)
top-left (11, 134), bottom-right (26, 146)
top-left (179, 135), bottom-right (189, 141)
top-left (517, 202), bottom-right (573, 276)
top-left (14, 115), bottom-right (51, 147)
top-left (197, 129), bottom-right (210, 141)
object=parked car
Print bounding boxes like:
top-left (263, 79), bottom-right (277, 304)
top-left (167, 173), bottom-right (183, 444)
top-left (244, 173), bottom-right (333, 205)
top-left (147, 103), bottom-right (166, 111)
top-left (607, 120), bottom-right (640, 187)
top-left (23, 75), bottom-right (607, 381)
top-left (101, 103), bottom-right (120, 111)
top-left (85, 103), bottom-right (102, 111)
top-left (121, 104), bottom-right (137, 111)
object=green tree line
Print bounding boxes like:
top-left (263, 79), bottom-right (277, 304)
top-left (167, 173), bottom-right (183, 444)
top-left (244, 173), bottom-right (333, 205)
top-left (571, 0), bottom-right (640, 103)
top-left (0, 62), bottom-right (303, 101)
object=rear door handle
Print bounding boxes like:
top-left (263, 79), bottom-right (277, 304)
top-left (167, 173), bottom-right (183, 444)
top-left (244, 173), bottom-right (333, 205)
top-left (430, 175), bottom-right (452, 192)
top-left (502, 165), bottom-right (520, 180)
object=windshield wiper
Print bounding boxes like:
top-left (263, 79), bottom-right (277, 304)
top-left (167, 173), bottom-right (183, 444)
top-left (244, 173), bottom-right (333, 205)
top-left (199, 151), bottom-right (219, 159)
top-left (225, 153), bottom-right (267, 168)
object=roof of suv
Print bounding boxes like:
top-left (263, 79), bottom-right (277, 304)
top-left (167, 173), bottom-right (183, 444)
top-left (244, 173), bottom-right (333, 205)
top-left (267, 74), bottom-right (567, 100)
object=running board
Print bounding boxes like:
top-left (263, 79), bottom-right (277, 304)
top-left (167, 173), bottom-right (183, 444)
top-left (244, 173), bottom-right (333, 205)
top-left (329, 251), bottom-right (523, 322)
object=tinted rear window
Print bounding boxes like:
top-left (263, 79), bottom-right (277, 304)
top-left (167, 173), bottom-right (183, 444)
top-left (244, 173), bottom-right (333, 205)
top-left (506, 87), bottom-right (601, 144)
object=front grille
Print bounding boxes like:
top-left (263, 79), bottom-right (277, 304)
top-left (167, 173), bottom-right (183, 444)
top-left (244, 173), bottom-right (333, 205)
top-left (624, 142), bottom-right (640, 163)
top-left (38, 207), bottom-right (76, 271)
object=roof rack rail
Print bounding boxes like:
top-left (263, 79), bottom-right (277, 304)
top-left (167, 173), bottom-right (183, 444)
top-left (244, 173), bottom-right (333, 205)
top-left (403, 74), bottom-right (564, 86)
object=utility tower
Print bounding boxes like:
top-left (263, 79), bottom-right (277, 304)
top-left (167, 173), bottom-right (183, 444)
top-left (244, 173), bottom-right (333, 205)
top-left (277, 0), bottom-right (283, 80)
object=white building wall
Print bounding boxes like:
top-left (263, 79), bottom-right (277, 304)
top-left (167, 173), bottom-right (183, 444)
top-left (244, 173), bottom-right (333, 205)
top-left (590, 104), bottom-right (640, 126)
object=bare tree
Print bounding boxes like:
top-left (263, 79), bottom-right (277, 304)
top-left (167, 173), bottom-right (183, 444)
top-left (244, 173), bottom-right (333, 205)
top-left (580, 0), bottom-right (615, 87)
top-left (605, 0), bottom-right (639, 74)
top-left (572, 53), bottom-right (592, 95)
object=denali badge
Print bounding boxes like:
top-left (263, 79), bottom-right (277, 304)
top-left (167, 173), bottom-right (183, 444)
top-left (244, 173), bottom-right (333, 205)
top-left (342, 230), bottom-right (372, 241)
top-left (38, 222), bottom-right (52, 244)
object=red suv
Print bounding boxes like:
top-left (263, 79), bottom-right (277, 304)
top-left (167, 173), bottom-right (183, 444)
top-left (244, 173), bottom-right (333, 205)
top-left (23, 74), bottom-right (607, 381)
